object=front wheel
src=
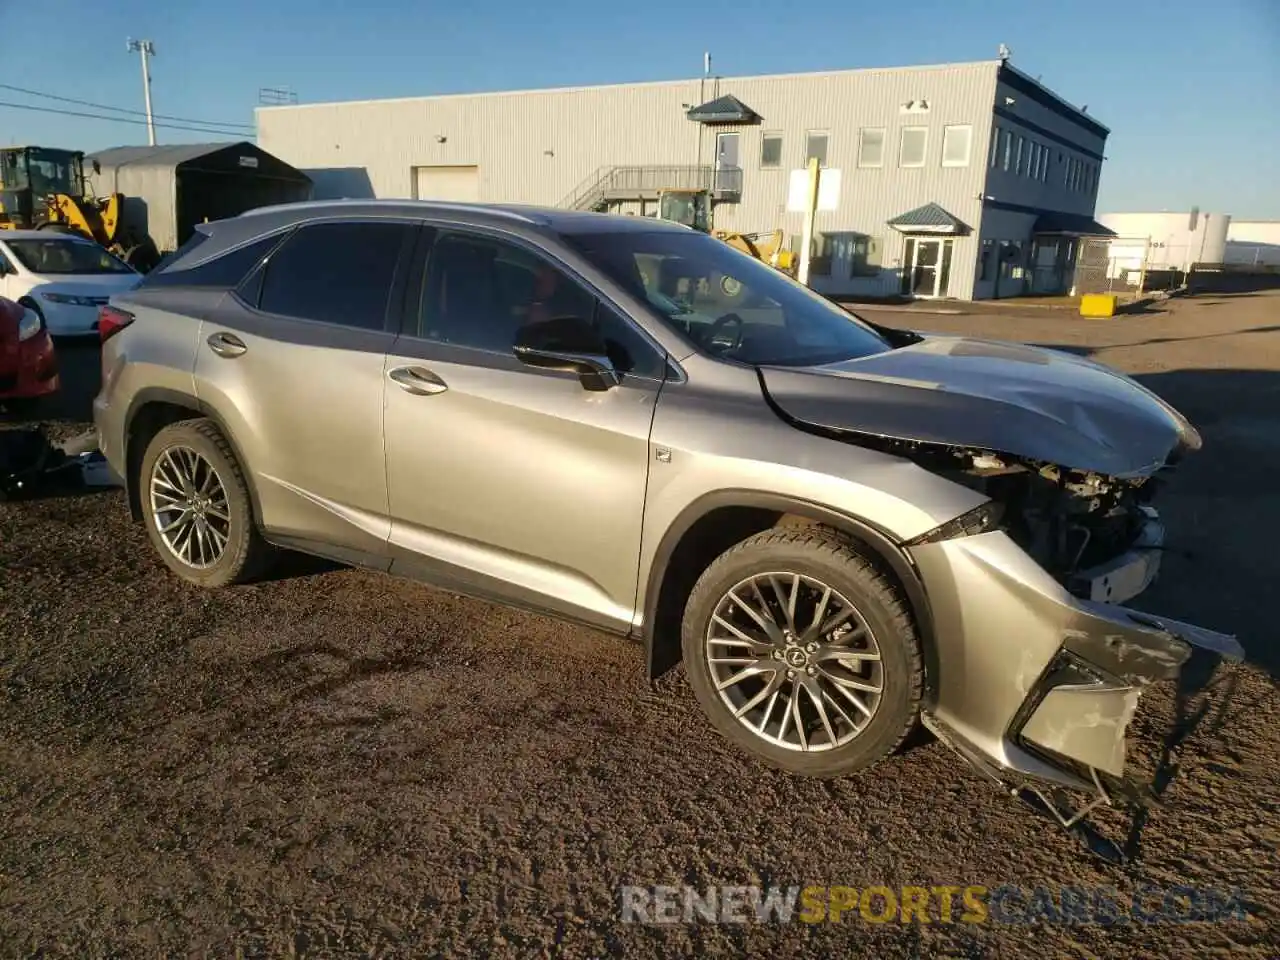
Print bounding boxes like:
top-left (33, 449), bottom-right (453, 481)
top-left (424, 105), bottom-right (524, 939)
top-left (138, 418), bottom-right (273, 587)
top-left (681, 526), bottom-right (923, 778)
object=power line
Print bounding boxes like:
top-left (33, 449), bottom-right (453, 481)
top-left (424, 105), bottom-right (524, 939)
top-left (0, 82), bottom-right (254, 132)
top-left (0, 100), bottom-right (256, 138)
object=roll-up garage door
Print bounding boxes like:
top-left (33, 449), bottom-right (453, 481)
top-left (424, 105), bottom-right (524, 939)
top-left (413, 165), bottom-right (480, 202)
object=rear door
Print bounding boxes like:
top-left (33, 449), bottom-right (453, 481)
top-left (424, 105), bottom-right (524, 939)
top-left (381, 225), bottom-right (670, 631)
top-left (194, 218), bottom-right (417, 562)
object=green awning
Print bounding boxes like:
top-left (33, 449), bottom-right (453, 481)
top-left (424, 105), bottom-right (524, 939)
top-left (888, 202), bottom-right (969, 234)
top-left (685, 94), bottom-right (761, 125)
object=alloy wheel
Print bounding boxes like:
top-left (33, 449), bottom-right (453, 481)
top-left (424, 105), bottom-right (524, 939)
top-left (704, 571), bottom-right (884, 752)
top-left (149, 445), bottom-right (231, 569)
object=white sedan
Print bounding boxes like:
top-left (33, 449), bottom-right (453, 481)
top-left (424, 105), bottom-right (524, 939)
top-left (0, 231), bottom-right (142, 336)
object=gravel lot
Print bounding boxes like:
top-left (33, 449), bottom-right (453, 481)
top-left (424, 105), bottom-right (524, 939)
top-left (2, 290), bottom-right (1278, 958)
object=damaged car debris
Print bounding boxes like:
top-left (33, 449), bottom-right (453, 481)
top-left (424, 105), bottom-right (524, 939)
top-left (0, 426), bottom-right (117, 500)
top-left (90, 201), bottom-right (1242, 856)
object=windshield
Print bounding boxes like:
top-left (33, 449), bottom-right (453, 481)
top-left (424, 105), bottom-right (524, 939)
top-left (6, 238), bottom-right (133, 275)
top-left (563, 228), bottom-right (891, 366)
top-left (26, 149), bottom-right (80, 196)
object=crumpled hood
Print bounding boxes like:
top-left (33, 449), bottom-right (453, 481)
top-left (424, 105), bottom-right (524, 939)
top-left (759, 336), bottom-right (1201, 477)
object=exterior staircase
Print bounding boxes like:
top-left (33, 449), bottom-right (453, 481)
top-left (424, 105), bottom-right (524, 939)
top-left (558, 164), bottom-right (743, 211)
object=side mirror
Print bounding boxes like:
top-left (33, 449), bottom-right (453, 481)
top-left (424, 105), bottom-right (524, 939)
top-left (514, 315), bottom-right (620, 391)
top-left (92, 159), bottom-right (101, 175)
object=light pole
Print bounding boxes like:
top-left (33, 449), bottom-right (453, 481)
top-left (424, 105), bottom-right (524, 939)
top-left (127, 38), bottom-right (157, 146)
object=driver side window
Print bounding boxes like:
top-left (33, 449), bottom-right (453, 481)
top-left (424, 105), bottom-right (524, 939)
top-left (417, 230), bottom-right (667, 379)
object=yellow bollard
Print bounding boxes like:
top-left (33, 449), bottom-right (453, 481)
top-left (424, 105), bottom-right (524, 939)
top-left (1079, 293), bottom-right (1117, 318)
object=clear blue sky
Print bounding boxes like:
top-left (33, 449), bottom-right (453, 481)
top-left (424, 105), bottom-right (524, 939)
top-left (4, 0), bottom-right (1278, 216)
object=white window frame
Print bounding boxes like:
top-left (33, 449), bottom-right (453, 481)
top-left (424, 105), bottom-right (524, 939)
top-left (857, 127), bottom-right (886, 168)
top-left (760, 132), bottom-right (783, 170)
top-left (804, 130), bottom-right (830, 168)
top-left (941, 124), bottom-right (972, 167)
top-left (899, 126), bottom-right (927, 168)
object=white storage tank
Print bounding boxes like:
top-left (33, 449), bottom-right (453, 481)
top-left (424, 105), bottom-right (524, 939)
top-left (1097, 210), bottom-right (1230, 268)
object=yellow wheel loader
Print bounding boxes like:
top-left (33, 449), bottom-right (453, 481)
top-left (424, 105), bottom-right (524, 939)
top-left (655, 188), bottom-right (797, 296)
top-left (0, 146), bottom-right (154, 268)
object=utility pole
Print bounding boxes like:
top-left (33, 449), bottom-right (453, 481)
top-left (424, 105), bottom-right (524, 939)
top-left (127, 38), bottom-right (157, 146)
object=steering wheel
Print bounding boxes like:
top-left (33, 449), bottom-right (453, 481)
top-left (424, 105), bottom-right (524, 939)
top-left (703, 312), bottom-right (745, 353)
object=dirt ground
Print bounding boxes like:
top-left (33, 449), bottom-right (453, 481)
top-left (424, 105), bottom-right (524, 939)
top-left (2, 291), bottom-right (1278, 958)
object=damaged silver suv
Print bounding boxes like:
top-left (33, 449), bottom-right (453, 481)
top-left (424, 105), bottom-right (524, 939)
top-left (94, 201), bottom-right (1241, 823)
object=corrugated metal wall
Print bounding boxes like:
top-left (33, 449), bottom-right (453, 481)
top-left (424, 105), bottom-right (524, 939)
top-left (85, 164), bottom-right (178, 252)
top-left (257, 62), bottom-right (1008, 298)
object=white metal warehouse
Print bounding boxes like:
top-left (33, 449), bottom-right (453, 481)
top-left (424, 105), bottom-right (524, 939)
top-left (256, 58), bottom-right (1111, 301)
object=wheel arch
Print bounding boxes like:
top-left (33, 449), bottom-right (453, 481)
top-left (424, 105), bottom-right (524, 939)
top-left (123, 387), bottom-right (263, 527)
top-left (643, 490), bottom-right (938, 700)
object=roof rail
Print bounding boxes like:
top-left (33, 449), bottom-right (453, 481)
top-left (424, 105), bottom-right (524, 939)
top-left (235, 198), bottom-right (543, 225)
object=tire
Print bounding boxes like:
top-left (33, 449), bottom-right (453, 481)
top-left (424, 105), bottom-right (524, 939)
top-left (681, 526), bottom-right (922, 778)
top-left (138, 418), bottom-right (273, 588)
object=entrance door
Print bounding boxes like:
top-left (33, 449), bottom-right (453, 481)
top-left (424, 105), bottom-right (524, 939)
top-left (714, 133), bottom-right (740, 193)
top-left (900, 237), bottom-right (953, 298)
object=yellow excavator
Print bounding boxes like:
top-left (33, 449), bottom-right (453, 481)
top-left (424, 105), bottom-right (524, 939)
top-left (0, 146), bottom-right (140, 259)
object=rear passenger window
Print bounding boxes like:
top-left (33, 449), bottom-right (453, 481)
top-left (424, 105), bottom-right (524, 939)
top-left (142, 233), bottom-right (285, 289)
top-left (258, 221), bottom-right (407, 329)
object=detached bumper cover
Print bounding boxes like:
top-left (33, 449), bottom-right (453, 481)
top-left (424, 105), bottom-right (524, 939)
top-left (909, 526), bottom-right (1243, 794)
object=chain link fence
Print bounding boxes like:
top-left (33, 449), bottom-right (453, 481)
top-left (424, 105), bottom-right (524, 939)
top-left (1070, 236), bottom-right (1151, 296)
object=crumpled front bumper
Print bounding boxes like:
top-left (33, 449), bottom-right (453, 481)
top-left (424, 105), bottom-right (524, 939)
top-left (908, 523), bottom-right (1244, 795)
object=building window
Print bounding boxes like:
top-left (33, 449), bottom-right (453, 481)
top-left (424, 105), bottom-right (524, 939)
top-left (979, 239), bottom-right (995, 281)
top-left (1063, 156), bottom-right (1072, 188)
top-left (899, 126), bottom-right (927, 167)
top-left (941, 125), bottom-right (972, 167)
top-left (1042, 149), bottom-right (1050, 182)
top-left (1001, 129), bottom-right (1013, 171)
top-left (849, 234), bottom-right (884, 276)
top-left (857, 127), bottom-right (885, 168)
top-left (989, 126), bottom-right (1000, 168)
top-left (1030, 142), bottom-right (1041, 180)
top-left (760, 133), bottom-right (782, 169)
top-left (1014, 135), bottom-right (1025, 176)
top-left (805, 131), bottom-right (829, 167)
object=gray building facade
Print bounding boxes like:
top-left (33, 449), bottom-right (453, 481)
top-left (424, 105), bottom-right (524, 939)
top-left (256, 59), bottom-right (1108, 300)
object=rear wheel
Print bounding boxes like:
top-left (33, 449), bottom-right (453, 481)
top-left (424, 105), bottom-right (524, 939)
top-left (681, 526), bottom-right (922, 778)
top-left (138, 418), bottom-right (272, 587)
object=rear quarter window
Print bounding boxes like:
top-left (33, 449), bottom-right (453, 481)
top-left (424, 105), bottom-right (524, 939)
top-left (140, 233), bottom-right (288, 289)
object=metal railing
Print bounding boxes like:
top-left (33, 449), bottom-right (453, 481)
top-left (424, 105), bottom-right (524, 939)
top-left (558, 164), bottom-right (743, 210)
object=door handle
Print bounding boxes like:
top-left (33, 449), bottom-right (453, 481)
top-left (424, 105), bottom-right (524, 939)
top-left (206, 331), bottom-right (247, 358)
top-left (388, 365), bottom-right (448, 396)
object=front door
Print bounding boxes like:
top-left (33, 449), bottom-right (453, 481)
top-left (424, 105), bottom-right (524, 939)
top-left (715, 132), bottom-right (740, 193)
top-left (900, 237), bottom-right (953, 298)
top-left (382, 226), bottom-right (670, 632)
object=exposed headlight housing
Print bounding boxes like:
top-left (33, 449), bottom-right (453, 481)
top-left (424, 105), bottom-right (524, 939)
top-left (17, 307), bottom-right (42, 342)
top-left (905, 501), bottom-right (1006, 546)
top-left (40, 292), bottom-right (98, 306)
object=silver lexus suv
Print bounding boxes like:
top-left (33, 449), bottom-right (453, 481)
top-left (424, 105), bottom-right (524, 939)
top-left (94, 200), bottom-right (1240, 823)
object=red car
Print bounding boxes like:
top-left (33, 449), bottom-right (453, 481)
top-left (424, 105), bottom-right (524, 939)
top-left (0, 295), bottom-right (59, 412)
